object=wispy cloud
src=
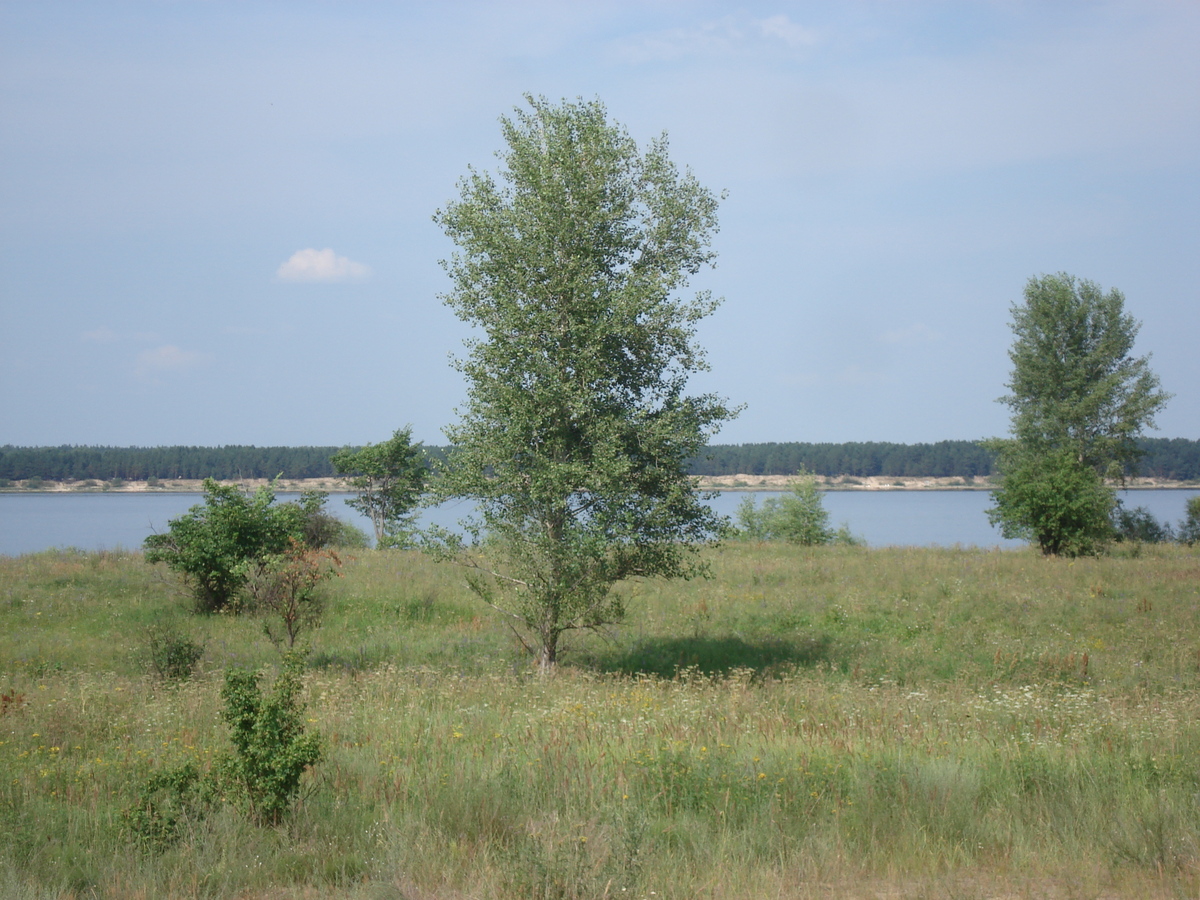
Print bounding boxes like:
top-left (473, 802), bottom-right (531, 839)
top-left (135, 344), bottom-right (207, 377)
top-left (756, 14), bottom-right (819, 49)
top-left (276, 247), bottom-right (371, 283)
top-left (880, 324), bottom-right (943, 345)
top-left (615, 13), bottom-right (818, 63)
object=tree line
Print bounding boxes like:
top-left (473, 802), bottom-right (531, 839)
top-left (4, 437), bottom-right (1199, 484)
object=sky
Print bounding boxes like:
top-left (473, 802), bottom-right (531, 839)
top-left (2, 1), bottom-right (1197, 448)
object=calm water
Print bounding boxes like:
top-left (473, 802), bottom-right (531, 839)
top-left (1, 489), bottom-right (1196, 556)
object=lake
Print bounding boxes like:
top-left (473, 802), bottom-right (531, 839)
top-left (1, 488), bottom-right (1196, 557)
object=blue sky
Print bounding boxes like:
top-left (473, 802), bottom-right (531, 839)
top-left (2, 1), bottom-right (1197, 448)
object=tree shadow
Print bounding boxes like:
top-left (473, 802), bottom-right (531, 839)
top-left (580, 633), bottom-right (836, 680)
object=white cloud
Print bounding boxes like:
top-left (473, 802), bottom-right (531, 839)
top-left (135, 344), bottom-right (207, 376)
top-left (276, 247), bottom-right (371, 283)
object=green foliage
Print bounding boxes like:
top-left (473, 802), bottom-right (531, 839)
top-left (734, 474), bottom-right (859, 545)
top-left (143, 479), bottom-right (322, 613)
top-left (429, 95), bottom-right (736, 670)
top-left (331, 427), bottom-right (428, 548)
top-left (216, 653), bottom-right (323, 824)
top-left (1112, 503), bottom-right (1174, 544)
top-left (1178, 496), bottom-right (1200, 546)
top-left (145, 623), bottom-right (206, 680)
top-left (990, 273), bottom-right (1170, 555)
top-left (988, 447), bottom-right (1116, 556)
top-left (121, 762), bottom-right (213, 850)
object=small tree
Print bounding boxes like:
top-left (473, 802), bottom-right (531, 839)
top-left (331, 427), bottom-right (428, 547)
top-left (429, 95), bottom-right (736, 671)
top-left (988, 273), bottom-right (1170, 556)
top-left (144, 479), bottom-right (318, 612)
top-left (244, 539), bottom-right (341, 649)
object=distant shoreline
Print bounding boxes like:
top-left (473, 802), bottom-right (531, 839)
top-left (2, 475), bottom-right (1197, 494)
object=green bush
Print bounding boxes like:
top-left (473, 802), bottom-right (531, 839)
top-left (1179, 496), bottom-right (1200, 546)
top-left (1113, 503), bottom-right (1174, 544)
top-left (145, 623), bottom-right (205, 680)
top-left (143, 479), bottom-right (322, 613)
top-left (987, 448), bottom-right (1116, 556)
top-left (245, 540), bottom-right (341, 650)
top-left (121, 762), bottom-right (213, 850)
top-left (216, 652), bottom-right (323, 824)
top-left (735, 473), bottom-right (860, 545)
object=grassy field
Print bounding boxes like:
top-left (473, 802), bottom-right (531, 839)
top-left (2, 543), bottom-right (1199, 898)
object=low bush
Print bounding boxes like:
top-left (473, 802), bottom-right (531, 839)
top-left (1179, 496), bottom-right (1200, 546)
top-left (146, 623), bottom-right (206, 680)
top-left (216, 652), bottom-right (323, 824)
top-left (735, 473), bottom-right (861, 545)
top-left (144, 480), bottom-right (334, 613)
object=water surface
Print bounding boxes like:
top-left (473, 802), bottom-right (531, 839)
top-left (2, 488), bottom-right (1194, 556)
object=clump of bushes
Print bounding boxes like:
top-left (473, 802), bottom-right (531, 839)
top-left (143, 480), bottom-right (346, 613)
top-left (123, 652), bottom-right (322, 845)
top-left (735, 473), bottom-right (861, 545)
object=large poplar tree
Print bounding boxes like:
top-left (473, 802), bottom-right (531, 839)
top-left (429, 96), bottom-right (736, 670)
top-left (988, 273), bottom-right (1170, 555)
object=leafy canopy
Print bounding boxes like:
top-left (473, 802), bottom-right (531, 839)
top-left (988, 273), bottom-right (1169, 555)
top-left (429, 95), bottom-right (737, 669)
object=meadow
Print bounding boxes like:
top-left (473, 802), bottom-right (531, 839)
top-left (1, 543), bottom-right (1198, 899)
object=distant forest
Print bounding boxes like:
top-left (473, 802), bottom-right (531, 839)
top-left (3, 438), bottom-right (1199, 483)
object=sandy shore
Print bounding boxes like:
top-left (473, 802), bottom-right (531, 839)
top-left (5, 474), bottom-right (1196, 493)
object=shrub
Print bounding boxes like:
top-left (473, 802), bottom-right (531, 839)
top-left (735, 472), bottom-right (860, 545)
top-left (987, 448), bottom-right (1116, 556)
top-left (216, 652), bottom-right (323, 824)
top-left (1179, 496), bottom-right (1200, 546)
top-left (145, 623), bottom-right (205, 680)
top-left (143, 479), bottom-right (321, 613)
top-left (122, 762), bottom-right (213, 849)
top-left (1113, 503), bottom-right (1174, 544)
top-left (245, 539), bottom-right (341, 649)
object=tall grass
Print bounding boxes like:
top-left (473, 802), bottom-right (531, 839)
top-left (2, 544), bottom-right (1199, 897)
